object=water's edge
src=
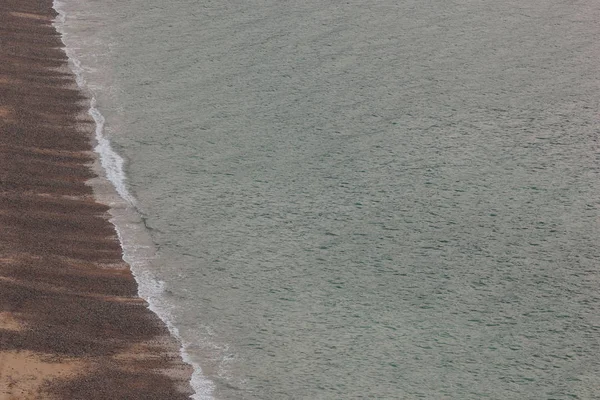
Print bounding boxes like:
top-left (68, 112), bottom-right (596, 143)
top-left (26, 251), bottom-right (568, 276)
top-left (51, 2), bottom-right (215, 398)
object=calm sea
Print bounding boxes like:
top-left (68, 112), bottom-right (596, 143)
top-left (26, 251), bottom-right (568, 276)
top-left (55, 0), bottom-right (600, 398)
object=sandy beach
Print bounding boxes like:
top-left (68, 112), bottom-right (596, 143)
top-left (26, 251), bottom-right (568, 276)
top-left (0, 0), bottom-right (193, 398)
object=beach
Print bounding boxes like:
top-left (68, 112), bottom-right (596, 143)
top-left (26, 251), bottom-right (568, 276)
top-left (4, 0), bottom-right (600, 397)
top-left (0, 1), bottom-right (193, 398)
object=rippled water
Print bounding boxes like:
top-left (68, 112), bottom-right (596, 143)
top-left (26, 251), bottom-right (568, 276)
top-left (58, 0), bottom-right (600, 398)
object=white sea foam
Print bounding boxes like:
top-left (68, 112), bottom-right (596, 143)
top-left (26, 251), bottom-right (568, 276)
top-left (53, 1), bottom-right (135, 207)
top-left (51, 2), bottom-right (214, 398)
top-left (115, 225), bottom-right (215, 400)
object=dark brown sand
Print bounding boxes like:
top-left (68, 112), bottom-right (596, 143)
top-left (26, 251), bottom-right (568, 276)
top-left (0, 1), bottom-right (194, 399)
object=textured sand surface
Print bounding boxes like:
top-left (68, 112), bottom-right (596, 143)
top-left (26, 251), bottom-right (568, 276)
top-left (0, 1), bottom-right (193, 398)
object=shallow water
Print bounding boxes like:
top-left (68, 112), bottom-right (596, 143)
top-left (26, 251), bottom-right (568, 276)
top-left (58, 0), bottom-right (600, 398)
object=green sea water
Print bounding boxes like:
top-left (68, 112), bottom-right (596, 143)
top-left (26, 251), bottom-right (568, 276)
top-left (57, 0), bottom-right (600, 398)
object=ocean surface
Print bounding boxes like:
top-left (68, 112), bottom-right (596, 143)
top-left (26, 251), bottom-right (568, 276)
top-left (54, 1), bottom-right (600, 398)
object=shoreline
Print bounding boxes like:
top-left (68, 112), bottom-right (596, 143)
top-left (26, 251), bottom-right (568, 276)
top-left (0, 1), bottom-right (194, 399)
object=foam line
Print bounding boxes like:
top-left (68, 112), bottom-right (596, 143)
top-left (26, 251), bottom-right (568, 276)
top-left (51, 2), bottom-right (214, 398)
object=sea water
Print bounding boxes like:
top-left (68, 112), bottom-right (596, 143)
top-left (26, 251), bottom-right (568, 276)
top-left (54, 0), bottom-right (600, 398)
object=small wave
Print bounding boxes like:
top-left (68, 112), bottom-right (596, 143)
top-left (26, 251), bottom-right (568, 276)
top-left (53, 0), bottom-right (134, 207)
top-left (88, 100), bottom-right (136, 205)
top-left (51, 2), bottom-right (214, 399)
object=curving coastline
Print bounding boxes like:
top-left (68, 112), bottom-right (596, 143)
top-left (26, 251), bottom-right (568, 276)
top-left (0, 0), bottom-right (194, 398)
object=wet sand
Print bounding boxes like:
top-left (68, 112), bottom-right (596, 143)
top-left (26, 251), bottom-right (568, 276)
top-left (0, 0), bottom-right (193, 398)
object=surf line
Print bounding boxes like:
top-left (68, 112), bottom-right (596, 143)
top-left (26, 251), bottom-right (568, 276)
top-left (51, 2), bottom-right (215, 399)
